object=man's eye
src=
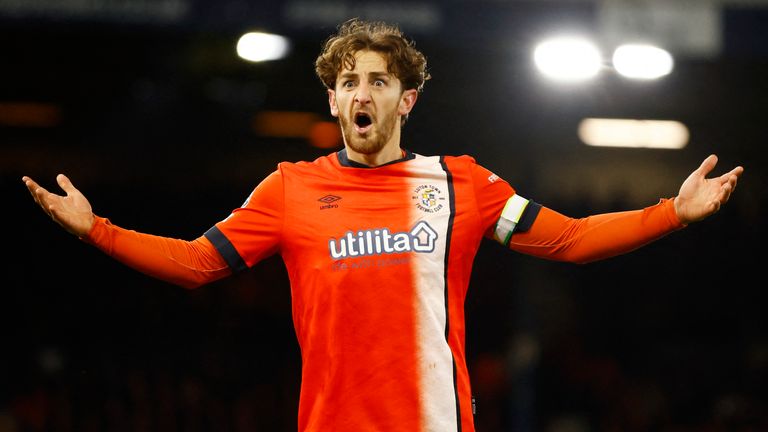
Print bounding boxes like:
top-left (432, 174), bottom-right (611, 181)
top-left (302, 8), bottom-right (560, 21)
top-left (343, 80), bottom-right (355, 88)
top-left (374, 80), bottom-right (385, 87)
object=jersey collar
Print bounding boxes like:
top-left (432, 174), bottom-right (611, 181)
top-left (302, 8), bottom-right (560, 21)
top-left (337, 148), bottom-right (415, 168)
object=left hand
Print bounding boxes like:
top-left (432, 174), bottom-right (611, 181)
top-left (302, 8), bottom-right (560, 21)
top-left (674, 154), bottom-right (744, 224)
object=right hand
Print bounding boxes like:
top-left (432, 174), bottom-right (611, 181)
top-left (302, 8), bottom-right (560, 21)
top-left (22, 174), bottom-right (95, 237)
top-left (673, 154), bottom-right (743, 225)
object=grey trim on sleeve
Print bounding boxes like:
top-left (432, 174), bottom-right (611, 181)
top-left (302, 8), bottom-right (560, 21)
top-left (204, 226), bottom-right (248, 273)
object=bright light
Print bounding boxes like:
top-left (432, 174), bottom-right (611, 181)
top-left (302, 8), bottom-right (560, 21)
top-left (533, 37), bottom-right (602, 82)
top-left (236, 32), bottom-right (290, 62)
top-left (612, 44), bottom-right (674, 79)
top-left (578, 118), bottom-right (689, 149)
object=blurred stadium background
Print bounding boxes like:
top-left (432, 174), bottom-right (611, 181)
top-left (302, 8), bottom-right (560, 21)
top-left (2, 1), bottom-right (766, 431)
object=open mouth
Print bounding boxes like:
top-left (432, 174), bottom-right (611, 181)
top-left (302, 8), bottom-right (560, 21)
top-left (354, 112), bottom-right (373, 132)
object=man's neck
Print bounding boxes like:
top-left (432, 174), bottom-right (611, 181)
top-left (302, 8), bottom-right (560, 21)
top-left (344, 144), bottom-right (404, 167)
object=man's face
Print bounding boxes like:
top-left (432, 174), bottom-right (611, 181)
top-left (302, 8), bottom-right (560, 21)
top-left (328, 50), bottom-right (417, 157)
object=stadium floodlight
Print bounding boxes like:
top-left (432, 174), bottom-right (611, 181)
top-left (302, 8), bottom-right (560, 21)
top-left (236, 32), bottom-right (291, 62)
top-left (612, 44), bottom-right (674, 80)
top-left (578, 118), bottom-right (689, 149)
top-left (533, 37), bottom-right (602, 82)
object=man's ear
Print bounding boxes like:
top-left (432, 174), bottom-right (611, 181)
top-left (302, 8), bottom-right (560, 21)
top-left (328, 89), bottom-right (339, 118)
top-left (398, 89), bottom-right (418, 116)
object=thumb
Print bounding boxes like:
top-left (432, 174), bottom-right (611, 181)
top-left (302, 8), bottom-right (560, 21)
top-left (56, 173), bottom-right (78, 195)
top-left (695, 154), bottom-right (718, 177)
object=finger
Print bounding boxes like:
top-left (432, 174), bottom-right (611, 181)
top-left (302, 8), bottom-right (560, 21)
top-left (22, 176), bottom-right (58, 219)
top-left (711, 200), bottom-right (721, 213)
top-left (36, 188), bottom-right (57, 217)
top-left (717, 179), bottom-right (738, 205)
top-left (732, 165), bottom-right (744, 176)
top-left (696, 154), bottom-right (718, 177)
top-left (26, 185), bottom-right (44, 208)
top-left (719, 168), bottom-right (743, 189)
top-left (721, 181), bottom-right (733, 197)
top-left (22, 176), bottom-right (39, 192)
top-left (721, 166), bottom-right (744, 182)
top-left (24, 178), bottom-right (47, 207)
top-left (728, 174), bottom-right (739, 189)
top-left (32, 195), bottom-right (54, 219)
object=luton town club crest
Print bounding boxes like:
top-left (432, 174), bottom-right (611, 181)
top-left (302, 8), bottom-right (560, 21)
top-left (412, 184), bottom-right (445, 213)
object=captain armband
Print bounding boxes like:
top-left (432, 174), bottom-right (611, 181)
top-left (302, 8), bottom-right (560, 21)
top-left (493, 194), bottom-right (542, 247)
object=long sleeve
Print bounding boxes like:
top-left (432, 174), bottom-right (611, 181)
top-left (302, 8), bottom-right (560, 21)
top-left (509, 197), bottom-right (685, 263)
top-left (82, 216), bottom-right (231, 289)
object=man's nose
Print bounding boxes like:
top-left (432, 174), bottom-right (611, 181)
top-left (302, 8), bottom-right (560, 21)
top-left (355, 82), bottom-right (372, 104)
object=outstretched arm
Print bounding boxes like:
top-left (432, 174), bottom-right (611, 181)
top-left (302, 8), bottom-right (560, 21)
top-left (674, 154), bottom-right (743, 224)
top-left (22, 174), bottom-right (230, 288)
top-left (507, 154), bottom-right (744, 263)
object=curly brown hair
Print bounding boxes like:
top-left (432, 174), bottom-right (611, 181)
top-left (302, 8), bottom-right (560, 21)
top-left (314, 18), bottom-right (431, 93)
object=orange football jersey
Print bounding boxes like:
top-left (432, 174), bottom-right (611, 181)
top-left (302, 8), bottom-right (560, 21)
top-left (84, 149), bottom-right (683, 432)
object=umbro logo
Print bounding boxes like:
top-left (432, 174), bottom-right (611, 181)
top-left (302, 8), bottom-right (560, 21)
top-left (318, 194), bottom-right (341, 209)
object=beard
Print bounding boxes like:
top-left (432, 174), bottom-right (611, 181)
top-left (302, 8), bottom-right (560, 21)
top-left (338, 108), bottom-right (399, 155)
